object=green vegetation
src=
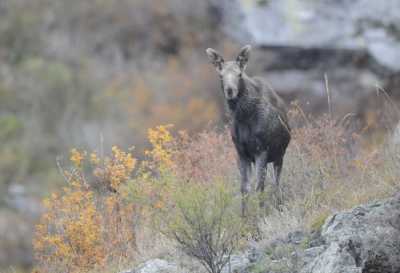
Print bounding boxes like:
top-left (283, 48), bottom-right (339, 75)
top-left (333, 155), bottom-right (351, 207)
top-left (310, 212), bottom-right (330, 232)
top-left (160, 181), bottom-right (243, 273)
top-left (30, 115), bottom-right (400, 273)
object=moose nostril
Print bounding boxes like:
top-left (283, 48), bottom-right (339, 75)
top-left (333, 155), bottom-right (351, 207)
top-left (227, 88), bottom-right (233, 97)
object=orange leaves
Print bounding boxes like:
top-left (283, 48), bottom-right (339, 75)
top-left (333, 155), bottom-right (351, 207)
top-left (69, 146), bottom-right (137, 192)
top-left (104, 146), bottom-right (137, 190)
top-left (34, 146), bottom-right (138, 273)
top-left (33, 111), bottom-right (400, 273)
top-left (145, 124), bottom-right (175, 170)
top-left (70, 148), bottom-right (85, 168)
top-left (90, 152), bottom-right (100, 164)
top-left (33, 180), bottom-right (104, 272)
top-left (34, 124), bottom-right (236, 273)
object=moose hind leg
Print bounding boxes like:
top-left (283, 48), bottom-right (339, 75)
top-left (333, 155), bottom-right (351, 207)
top-left (239, 158), bottom-right (251, 217)
top-left (255, 151), bottom-right (268, 208)
top-left (272, 157), bottom-right (283, 187)
top-left (273, 157), bottom-right (284, 206)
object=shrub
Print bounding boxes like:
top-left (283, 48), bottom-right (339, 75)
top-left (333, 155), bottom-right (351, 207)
top-left (33, 116), bottom-right (400, 273)
top-left (34, 181), bottom-right (104, 272)
top-left (171, 128), bottom-right (237, 184)
top-left (33, 147), bottom-right (137, 273)
top-left (159, 181), bottom-right (243, 273)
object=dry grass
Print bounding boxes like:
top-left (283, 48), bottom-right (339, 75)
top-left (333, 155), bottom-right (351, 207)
top-left (257, 99), bottom-right (400, 240)
top-left (33, 101), bottom-right (400, 272)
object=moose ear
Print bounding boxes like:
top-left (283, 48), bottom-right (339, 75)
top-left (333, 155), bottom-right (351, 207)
top-left (236, 45), bottom-right (251, 71)
top-left (206, 48), bottom-right (224, 72)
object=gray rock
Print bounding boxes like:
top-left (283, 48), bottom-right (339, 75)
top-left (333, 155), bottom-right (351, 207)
top-left (123, 255), bottom-right (251, 273)
top-left (216, 0), bottom-right (400, 124)
top-left (248, 244), bottom-right (263, 263)
top-left (302, 246), bottom-right (325, 265)
top-left (122, 259), bottom-right (180, 273)
top-left (301, 195), bottom-right (400, 273)
top-left (287, 230), bottom-right (306, 245)
top-left (121, 197), bottom-right (400, 273)
top-left (222, 254), bottom-right (250, 273)
top-left (224, 0), bottom-right (400, 71)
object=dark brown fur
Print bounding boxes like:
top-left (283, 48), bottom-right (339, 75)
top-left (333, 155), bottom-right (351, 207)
top-left (206, 45), bottom-right (291, 215)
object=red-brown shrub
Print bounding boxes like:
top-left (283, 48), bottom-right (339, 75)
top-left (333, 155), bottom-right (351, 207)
top-left (172, 128), bottom-right (237, 184)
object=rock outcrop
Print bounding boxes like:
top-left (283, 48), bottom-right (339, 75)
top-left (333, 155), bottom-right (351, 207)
top-left (216, 0), bottom-right (400, 123)
top-left (245, 194), bottom-right (400, 273)
top-left (302, 194), bottom-right (400, 273)
top-left (122, 194), bottom-right (400, 273)
top-left (225, 0), bottom-right (400, 71)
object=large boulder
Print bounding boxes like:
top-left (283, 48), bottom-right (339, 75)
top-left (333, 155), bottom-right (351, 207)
top-left (226, 0), bottom-right (400, 71)
top-left (301, 194), bottom-right (400, 273)
top-left (216, 0), bottom-right (400, 122)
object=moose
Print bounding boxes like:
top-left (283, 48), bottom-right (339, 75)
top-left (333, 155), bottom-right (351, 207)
top-left (206, 45), bottom-right (291, 215)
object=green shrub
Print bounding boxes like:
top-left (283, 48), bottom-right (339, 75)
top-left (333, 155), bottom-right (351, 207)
top-left (160, 180), bottom-right (243, 273)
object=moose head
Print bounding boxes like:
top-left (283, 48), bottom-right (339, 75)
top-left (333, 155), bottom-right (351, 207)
top-left (206, 45), bottom-right (251, 100)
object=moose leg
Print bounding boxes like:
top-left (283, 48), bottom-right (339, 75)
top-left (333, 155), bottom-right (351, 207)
top-left (239, 158), bottom-right (251, 217)
top-left (273, 157), bottom-right (283, 206)
top-left (255, 151), bottom-right (268, 208)
top-left (272, 157), bottom-right (283, 187)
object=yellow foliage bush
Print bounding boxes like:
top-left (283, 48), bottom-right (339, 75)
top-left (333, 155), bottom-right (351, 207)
top-left (127, 125), bottom-right (178, 217)
top-left (34, 126), bottom-right (185, 272)
top-left (34, 181), bottom-right (104, 272)
top-left (145, 124), bottom-right (175, 170)
top-left (34, 146), bottom-right (137, 273)
top-left (33, 112), bottom-right (400, 273)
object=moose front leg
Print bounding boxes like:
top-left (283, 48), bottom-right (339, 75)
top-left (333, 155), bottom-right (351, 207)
top-left (239, 158), bottom-right (251, 217)
top-left (255, 151), bottom-right (268, 209)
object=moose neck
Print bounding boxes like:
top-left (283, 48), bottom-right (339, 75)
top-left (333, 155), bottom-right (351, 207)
top-left (227, 77), bottom-right (246, 110)
top-left (227, 76), bottom-right (258, 120)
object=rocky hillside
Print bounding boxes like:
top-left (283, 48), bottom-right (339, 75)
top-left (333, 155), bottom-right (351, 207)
top-left (123, 193), bottom-right (400, 273)
top-left (218, 0), bottom-right (400, 127)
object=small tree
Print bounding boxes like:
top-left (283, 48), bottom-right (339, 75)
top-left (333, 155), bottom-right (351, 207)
top-left (162, 181), bottom-right (243, 273)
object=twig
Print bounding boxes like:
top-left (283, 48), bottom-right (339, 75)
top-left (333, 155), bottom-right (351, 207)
top-left (56, 156), bottom-right (70, 183)
top-left (324, 73), bottom-right (333, 122)
top-left (376, 84), bottom-right (400, 116)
